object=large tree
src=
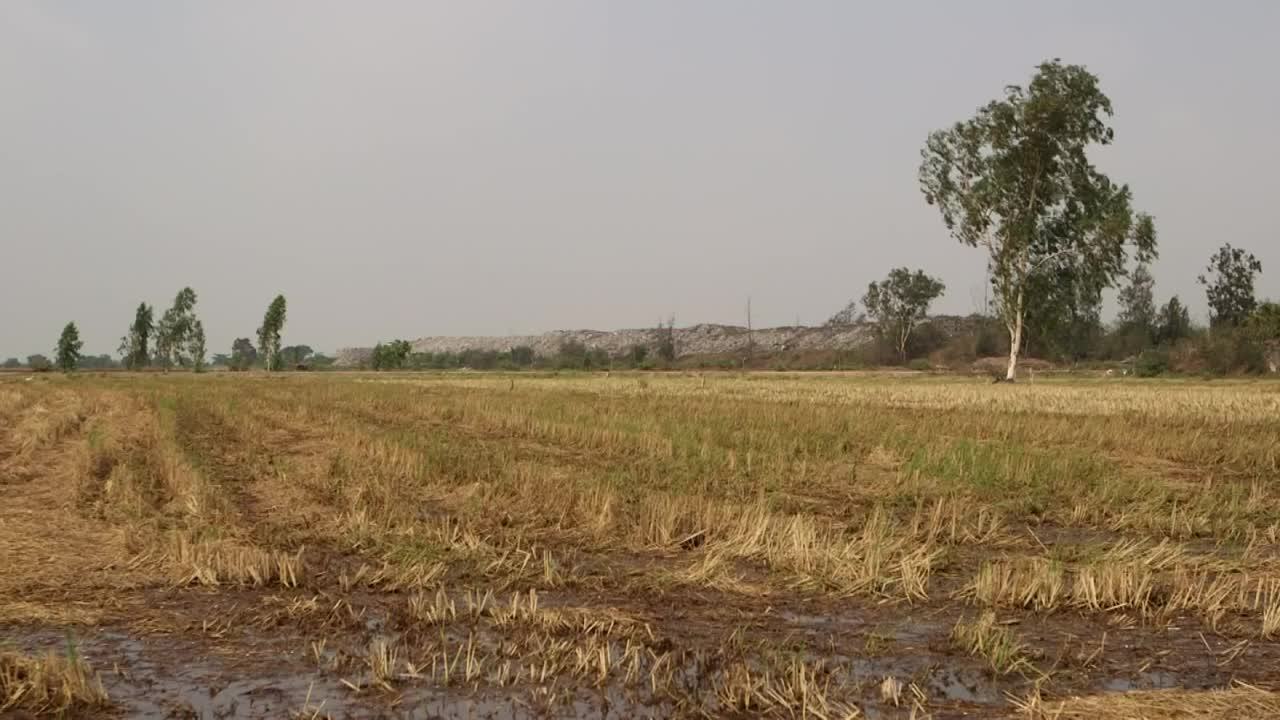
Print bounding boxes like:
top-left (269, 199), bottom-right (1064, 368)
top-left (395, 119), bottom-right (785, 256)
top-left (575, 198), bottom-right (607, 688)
top-left (55, 322), bottom-right (83, 372)
top-left (1198, 244), bottom-right (1262, 327)
top-left (919, 59), bottom-right (1156, 380)
top-left (257, 295), bottom-right (287, 372)
top-left (862, 268), bottom-right (945, 363)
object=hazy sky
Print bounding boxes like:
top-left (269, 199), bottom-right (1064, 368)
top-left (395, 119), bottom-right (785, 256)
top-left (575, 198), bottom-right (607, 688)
top-left (3, 1), bottom-right (1277, 357)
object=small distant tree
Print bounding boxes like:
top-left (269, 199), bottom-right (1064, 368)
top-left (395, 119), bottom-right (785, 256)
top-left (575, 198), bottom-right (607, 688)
top-left (628, 344), bottom-right (649, 367)
top-left (372, 340), bottom-right (412, 370)
top-left (79, 354), bottom-right (117, 370)
top-left (155, 288), bottom-right (199, 368)
top-left (211, 353), bottom-right (232, 367)
top-left (2, 358), bottom-right (20, 369)
top-left (55, 322), bottom-right (84, 371)
top-left (1199, 244), bottom-right (1262, 327)
top-left (920, 60), bottom-right (1156, 380)
top-left (585, 347), bottom-right (611, 370)
top-left (825, 301), bottom-right (861, 326)
top-left (279, 345), bottom-right (313, 368)
top-left (510, 345), bottom-right (535, 367)
top-left (1117, 264), bottom-right (1156, 337)
top-left (862, 268), bottom-right (946, 363)
top-left (556, 339), bottom-right (588, 369)
top-left (230, 338), bottom-right (257, 371)
top-left (120, 302), bottom-right (154, 369)
top-left (656, 317), bottom-right (677, 363)
top-left (257, 295), bottom-right (288, 371)
top-left (27, 354), bottom-right (52, 372)
top-left (1110, 263), bottom-right (1158, 357)
top-left (1155, 296), bottom-right (1192, 346)
top-left (189, 319), bottom-right (207, 372)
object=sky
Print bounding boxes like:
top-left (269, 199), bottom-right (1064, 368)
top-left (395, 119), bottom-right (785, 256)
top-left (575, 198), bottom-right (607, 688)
top-left (2, 1), bottom-right (1277, 357)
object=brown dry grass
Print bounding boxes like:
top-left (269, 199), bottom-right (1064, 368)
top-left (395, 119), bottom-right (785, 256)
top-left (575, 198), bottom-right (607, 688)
top-left (1014, 682), bottom-right (1280, 719)
top-left (3, 372), bottom-right (1280, 716)
top-left (0, 648), bottom-right (110, 714)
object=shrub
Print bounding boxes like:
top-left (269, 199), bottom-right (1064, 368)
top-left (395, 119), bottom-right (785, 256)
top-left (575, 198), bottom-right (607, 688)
top-left (1134, 348), bottom-right (1169, 377)
top-left (907, 358), bottom-right (933, 372)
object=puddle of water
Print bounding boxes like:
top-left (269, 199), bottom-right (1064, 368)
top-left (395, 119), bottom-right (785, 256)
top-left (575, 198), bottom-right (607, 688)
top-left (1102, 670), bottom-right (1179, 692)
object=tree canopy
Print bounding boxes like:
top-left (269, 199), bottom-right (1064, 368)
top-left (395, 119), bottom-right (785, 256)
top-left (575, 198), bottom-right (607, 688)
top-left (1199, 244), bottom-right (1262, 327)
top-left (230, 338), bottom-right (257, 371)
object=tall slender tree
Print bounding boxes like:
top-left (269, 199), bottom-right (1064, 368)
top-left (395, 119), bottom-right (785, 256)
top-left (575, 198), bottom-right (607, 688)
top-left (919, 60), bottom-right (1156, 380)
top-left (119, 302), bottom-right (155, 369)
top-left (257, 295), bottom-right (287, 371)
top-left (189, 319), bottom-right (207, 373)
top-left (1117, 264), bottom-right (1156, 334)
top-left (55, 322), bottom-right (83, 372)
top-left (156, 288), bottom-right (199, 368)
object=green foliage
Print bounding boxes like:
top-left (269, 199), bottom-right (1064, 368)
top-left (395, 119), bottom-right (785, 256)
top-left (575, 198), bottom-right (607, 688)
top-left (1155, 295), bottom-right (1193, 346)
top-left (55, 322), bottom-right (83, 371)
top-left (211, 353), bottom-right (232, 367)
top-left (906, 358), bottom-right (933, 372)
top-left (627, 344), bottom-right (649, 367)
top-left (1245, 301), bottom-right (1280, 341)
top-left (119, 302), bottom-right (154, 369)
top-left (155, 288), bottom-right (200, 368)
top-left (26, 354), bottom-right (52, 372)
top-left (1117, 263), bottom-right (1156, 344)
top-left (372, 340), bottom-right (412, 370)
top-left (1246, 301), bottom-right (1280, 373)
top-left (1199, 244), bottom-right (1261, 327)
top-left (556, 340), bottom-right (588, 369)
top-left (510, 345), bottom-right (536, 367)
top-left (585, 347), bottom-right (611, 370)
top-left (257, 295), bottom-right (288, 371)
top-left (863, 267), bottom-right (945, 363)
top-left (920, 59), bottom-right (1156, 379)
top-left (656, 319), bottom-right (676, 363)
top-left (2, 358), bottom-right (20, 369)
top-left (230, 338), bottom-right (257, 371)
top-left (1191, 328), bottom-right (1267, 375)
top-left (1134, 348), bottom-right (1170, 377)
top-left (78, 354), bottom-right (117, 370)
top-left (825, 300), bottom-right (860, 326)
top-left (279, 345), bottom-right (314, 368)
top-left (189, 319), bottom-right (207, 373)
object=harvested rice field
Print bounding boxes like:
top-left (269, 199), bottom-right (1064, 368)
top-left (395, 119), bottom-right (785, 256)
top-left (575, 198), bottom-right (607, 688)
top-left (3, 371), bottom-right (1280, 718)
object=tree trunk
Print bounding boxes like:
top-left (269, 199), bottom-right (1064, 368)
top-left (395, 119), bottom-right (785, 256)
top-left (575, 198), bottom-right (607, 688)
top-left (1005, 286), bottom-right (1025, 382)
top-left (1005, 310), bottom-right (1023, 381)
